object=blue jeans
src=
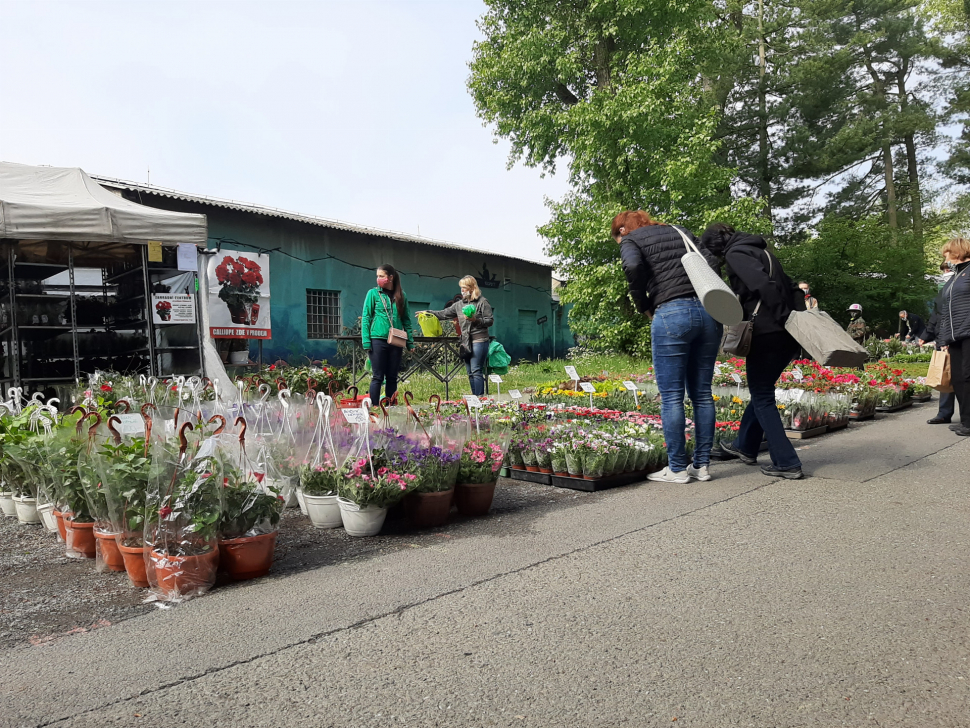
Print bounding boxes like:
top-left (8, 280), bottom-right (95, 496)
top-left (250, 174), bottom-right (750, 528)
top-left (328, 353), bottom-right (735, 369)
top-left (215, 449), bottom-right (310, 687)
top-left (466, 341), bottom-right (488, 396)
top-left (651, 297), bottom-right (722, 471)
top-left (368, 339), bottom-right (404, 405)
top-left (732, 332), bottom-right (801, 469)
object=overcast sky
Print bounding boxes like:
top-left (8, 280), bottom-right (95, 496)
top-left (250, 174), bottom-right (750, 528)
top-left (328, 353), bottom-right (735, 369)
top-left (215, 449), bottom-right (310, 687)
top-left (0, 0), bottom-right (569, 262)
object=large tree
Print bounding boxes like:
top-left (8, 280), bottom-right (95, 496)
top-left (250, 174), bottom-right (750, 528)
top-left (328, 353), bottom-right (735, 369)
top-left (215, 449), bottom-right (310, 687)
top-left (469, 0), bottom-right (762, 355)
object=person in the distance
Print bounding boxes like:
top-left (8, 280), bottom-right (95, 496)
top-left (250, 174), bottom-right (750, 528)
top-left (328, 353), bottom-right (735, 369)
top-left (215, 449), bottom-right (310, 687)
top-left (798, 282), bottom-right (818, 310)
top-left (419, 276), bottom-right (493, 396)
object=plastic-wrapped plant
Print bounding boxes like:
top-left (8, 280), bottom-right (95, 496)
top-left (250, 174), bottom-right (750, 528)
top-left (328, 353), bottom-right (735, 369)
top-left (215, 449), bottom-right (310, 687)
top-left (95, 408), bottom-right (154, 548)
top-left (218, 418), bottom-right (285, 540)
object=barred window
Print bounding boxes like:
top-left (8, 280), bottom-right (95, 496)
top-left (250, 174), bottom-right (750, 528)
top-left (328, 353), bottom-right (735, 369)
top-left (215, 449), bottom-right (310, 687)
top-left (307, 289), bottom-right (341, 339)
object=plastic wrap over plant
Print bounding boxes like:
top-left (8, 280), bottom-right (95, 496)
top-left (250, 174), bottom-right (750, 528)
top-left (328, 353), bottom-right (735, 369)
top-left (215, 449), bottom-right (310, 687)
top-left (145, 420), bottom-right (224, 601)
top-left (300, 395), bottom-right (356, 497)
top-left (217, 417), bottom-right (285, 541)
top-left (457, 413), bottom-right (513, 485)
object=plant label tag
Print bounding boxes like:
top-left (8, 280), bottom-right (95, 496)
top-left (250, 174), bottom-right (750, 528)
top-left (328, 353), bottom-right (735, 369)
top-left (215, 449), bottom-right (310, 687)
top-left (622, 381), bottom-right (638, 391)
top-left (580, 382), bottom-right (596, 393)
top-left (113, 413), bottom-right (145, 436)
top-left (464, 395), bottom-right (483, 408)
top-left (731, 373), bottom-right (743, 384)
top-left (489, 374), bottom-right (503, 383)
top-left (792, 367), bottom-right (804, 382)
top-left (342, 408), bottom-right (369, 425)
top-left (509, 389), bottom-right (522, 400)
top-left (713, 364), bottom-right (723, 375)
top-left (564, 366), bottom-right (579, 380)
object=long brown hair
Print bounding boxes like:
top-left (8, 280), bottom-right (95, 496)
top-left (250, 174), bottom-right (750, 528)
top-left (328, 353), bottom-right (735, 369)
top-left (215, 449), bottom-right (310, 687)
top-left (377, 263), bottom-right (407, 322)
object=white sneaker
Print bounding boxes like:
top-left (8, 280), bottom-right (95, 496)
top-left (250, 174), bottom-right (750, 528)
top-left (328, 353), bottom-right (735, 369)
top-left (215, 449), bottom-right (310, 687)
top-left (687, 464), bottom-right (711, 482)
top-left (647, 467), bottom-right (690, 484)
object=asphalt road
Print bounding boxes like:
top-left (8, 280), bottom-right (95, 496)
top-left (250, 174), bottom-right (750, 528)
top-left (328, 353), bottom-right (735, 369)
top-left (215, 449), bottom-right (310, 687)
top-left (2, 403), bottom-right (968, 727)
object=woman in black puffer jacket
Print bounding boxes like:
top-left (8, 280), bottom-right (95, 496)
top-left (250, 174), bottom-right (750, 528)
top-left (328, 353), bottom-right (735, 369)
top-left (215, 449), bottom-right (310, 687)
top-left (702, 223), bottom-right (806, 479)
top-left (937, 237), bottom-right (970, 436)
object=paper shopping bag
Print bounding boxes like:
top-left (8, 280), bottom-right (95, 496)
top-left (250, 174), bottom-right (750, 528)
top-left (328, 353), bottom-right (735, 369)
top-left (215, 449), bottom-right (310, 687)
top-left (926, 349), bottom-right (953, 393)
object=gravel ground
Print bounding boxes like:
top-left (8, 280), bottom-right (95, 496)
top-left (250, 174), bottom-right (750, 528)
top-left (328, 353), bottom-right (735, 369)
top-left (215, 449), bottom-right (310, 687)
top-left (0, 477), bottom-right (588, 650)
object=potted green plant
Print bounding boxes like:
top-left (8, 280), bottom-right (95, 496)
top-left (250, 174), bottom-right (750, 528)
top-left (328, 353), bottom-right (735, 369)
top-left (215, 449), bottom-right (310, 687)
top-left (146, 422), bottom-right (223, 600)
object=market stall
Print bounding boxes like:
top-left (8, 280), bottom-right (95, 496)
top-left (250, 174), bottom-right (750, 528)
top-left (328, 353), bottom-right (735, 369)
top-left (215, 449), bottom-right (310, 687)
top-left (0, 162), bottom-right (208, 398)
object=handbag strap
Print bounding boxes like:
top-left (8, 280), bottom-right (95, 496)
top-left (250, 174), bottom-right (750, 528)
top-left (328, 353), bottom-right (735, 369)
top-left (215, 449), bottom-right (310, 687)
top-left (377, 289), bottom-right (395, 328)
top-left (672, 225), bottom-right (701, 255)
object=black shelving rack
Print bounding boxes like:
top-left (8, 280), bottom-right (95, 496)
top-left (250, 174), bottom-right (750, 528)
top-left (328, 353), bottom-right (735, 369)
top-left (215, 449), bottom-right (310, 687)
top-left (0, 241), bottom-right (205, 397)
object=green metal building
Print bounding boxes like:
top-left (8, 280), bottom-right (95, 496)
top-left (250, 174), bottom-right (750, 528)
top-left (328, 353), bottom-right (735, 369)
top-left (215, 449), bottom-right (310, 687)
top-left (98, 178), bottom-right (572, 364)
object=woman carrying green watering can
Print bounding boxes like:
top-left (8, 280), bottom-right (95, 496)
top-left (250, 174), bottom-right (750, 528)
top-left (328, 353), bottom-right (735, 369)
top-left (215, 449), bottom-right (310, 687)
top-left (419, 276), bottom-right (493, 396)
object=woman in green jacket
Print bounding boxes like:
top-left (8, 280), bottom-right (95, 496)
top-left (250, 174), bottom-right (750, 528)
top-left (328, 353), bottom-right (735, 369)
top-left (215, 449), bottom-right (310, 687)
top-left (361, 264), bottom-right (414, 405)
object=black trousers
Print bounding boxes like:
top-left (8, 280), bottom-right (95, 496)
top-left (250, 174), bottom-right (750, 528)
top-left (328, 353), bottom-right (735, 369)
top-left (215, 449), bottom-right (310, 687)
top-left (368, 338), bottom-right (404, 405)
top-left (949, 337), bottom-right (970, 428)
top-left (937, 391), bottom-right (956, 421)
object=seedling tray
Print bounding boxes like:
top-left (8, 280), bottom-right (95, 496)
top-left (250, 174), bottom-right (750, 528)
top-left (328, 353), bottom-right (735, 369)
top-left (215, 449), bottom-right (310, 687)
top-left (875, 400), bottom-right (914, 413)
top-left (549, 470), bottom-right (650, 493)
top-left (786, 425), bottom-right (828, 440)
top-left (507, 468), bottom-right (552, 485)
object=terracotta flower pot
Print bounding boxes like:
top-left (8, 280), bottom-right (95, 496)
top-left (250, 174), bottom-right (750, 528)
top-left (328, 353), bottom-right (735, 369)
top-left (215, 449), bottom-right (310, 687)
top-left (118, 543), bottom-right (149, 588)
top-left (219, 531), bottom-right (277, 581)
top-left (53, 510), bottom-right (69, 541)
top-left (538, 467), bottom-right (553, 474)
top-left (150, 547), bottom-right (220, 597)
top-left (65, 519), bottom-right (96, 558)
top-left (553, 471), bottom-right (569, 477)
top-left (524, 465), bottom-right (540, 473)
top-left (94, 530), bottom-right (126, 572)
top-left (454, 481), bottom-right (497, 517)
top-left (404, 488), bottom-right (454, 528)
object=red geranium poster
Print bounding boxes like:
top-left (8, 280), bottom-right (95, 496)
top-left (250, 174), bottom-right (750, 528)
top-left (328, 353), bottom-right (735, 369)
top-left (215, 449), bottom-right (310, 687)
top-left (206, 249), bottom-right (271, 339)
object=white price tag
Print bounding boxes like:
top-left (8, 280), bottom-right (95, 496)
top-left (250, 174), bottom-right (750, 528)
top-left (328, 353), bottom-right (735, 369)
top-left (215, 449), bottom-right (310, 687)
top-left (792, 367), bottom-right (804, 382)
top-left (713, 365), bottom-right (723, 375)
top-left (489, 374), bottom-right (503, 383)
top-left (579, 382), bottom-right (596, 393)
top-left (622, 381), bottom-right (638, 391)
top-left (113, 413), bottom-right (145, 436)
top-left (342, 408), bottom-right (369, 425)
top-left (463, 395), bottom-right (483, 408)
top-left (509, 389), bottom-right (522, 400)
top-left (564, 366), bottom-right (579, 380)
top-left (730, 372), bottom-right (743, 384)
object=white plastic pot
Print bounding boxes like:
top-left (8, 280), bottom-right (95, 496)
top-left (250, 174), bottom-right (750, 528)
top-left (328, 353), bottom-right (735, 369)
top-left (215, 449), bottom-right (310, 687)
top-left (337, 497), bottom-right (387, 537)
top-left (304, 493), bottom-right (342, 529)
top-left (37, 502), bottom-right (58, 533)
top-left (295, 487), bottom-right (308, 516)
top-left (228, 350), bottom-right (250, 365)
top-left (13, 495), bottom-right (40, 525)
top-left (0, 491), bottom-right (15, 517)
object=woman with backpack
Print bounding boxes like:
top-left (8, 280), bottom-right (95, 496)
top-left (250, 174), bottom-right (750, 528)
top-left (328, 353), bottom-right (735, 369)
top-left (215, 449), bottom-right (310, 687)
top-left (613, 210), bottom-right (722, 484)
top-left (701, 223), bottom-right (806, 479)
top-left (361, 264), bottom-right (414, 406)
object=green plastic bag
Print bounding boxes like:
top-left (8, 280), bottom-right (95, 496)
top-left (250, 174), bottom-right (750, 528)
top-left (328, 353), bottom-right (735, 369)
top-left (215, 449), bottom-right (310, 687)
top-left (488, 340), bottom-right (511, 375)
top-left (417, 312), bottom-right (443, 337)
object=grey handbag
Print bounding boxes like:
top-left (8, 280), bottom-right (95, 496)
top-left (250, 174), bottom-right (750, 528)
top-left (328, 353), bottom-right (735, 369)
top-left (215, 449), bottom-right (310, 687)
top-left (720, 251), bottom-right (772, 357)
top-left (672, 226), bottom-right (744, 326)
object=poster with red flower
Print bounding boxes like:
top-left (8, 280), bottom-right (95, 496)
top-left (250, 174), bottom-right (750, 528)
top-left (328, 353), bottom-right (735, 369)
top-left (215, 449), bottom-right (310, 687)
top-left (206, 250), bottom-right (271, 339)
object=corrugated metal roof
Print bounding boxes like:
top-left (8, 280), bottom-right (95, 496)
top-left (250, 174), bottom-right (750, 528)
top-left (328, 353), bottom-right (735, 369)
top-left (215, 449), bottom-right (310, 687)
top-left (93, 175), bottom-right (551, 268)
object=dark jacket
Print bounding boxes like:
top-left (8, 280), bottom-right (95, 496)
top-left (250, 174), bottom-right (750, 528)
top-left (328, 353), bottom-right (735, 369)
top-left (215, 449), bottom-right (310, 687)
top-left (939, 261), bottom-right (970, 346)
top-left (619, 224), bottom-right (717, 315)
top-left (897, 312), bottom-right (925, 340)
top-left (722, 232), bottom-right (805, 336)
top-left (430, 296), bottom-right (493, 348)
top-left (924, 291), bottom-right (944, 348)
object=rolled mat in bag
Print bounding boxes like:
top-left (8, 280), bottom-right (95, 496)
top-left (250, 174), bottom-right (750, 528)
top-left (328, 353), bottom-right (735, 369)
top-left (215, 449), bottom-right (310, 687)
top-left (785, 309), bottom-right (868, 368)
top-left (672, 226), bottom-right (743, 326)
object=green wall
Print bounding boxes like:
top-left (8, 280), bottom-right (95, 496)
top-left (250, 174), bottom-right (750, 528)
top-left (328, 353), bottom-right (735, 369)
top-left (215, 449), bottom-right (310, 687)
top-left (123, 191), bottom-right (573, 364)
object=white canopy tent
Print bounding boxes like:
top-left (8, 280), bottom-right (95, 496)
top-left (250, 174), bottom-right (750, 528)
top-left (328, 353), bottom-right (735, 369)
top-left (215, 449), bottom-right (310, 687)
top-left (0, 162), bottom-right (207, 244)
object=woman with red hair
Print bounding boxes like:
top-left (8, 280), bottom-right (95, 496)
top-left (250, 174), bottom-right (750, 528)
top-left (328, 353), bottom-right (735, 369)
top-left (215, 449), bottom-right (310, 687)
top-left (612, 210), bottom-right (722, 483)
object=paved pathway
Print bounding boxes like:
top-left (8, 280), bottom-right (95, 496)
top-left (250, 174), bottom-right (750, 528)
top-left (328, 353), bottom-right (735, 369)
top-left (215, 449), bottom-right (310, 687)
top-left (2, 404), bottom-right (968, 727)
